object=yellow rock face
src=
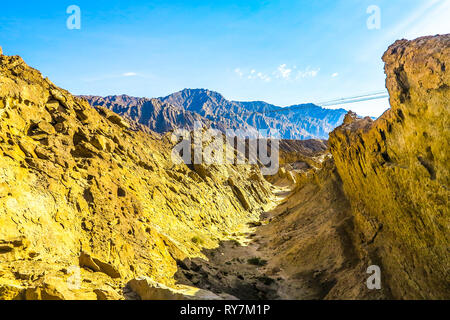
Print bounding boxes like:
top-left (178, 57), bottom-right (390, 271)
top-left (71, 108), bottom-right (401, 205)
top-left (329, 35), bottom-right (449, 299)
top-left (0, 54), bottom-right (273, 299)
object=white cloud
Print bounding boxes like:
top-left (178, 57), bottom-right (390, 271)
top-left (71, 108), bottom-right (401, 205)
top-left (257, 72), bottom-right (271, 82)
top-left (277, 64), bottom-right (292, 79)
top-left (122, 72), bottom-right (137, 77)
top-left (332, 73), bottom-right (339, 78)
top-left (234, 68), bottom-right (244, 77)
top-left (273, 64), bottom-right (320, 80)
top-left (296, 67), bottom-right (320, 79)
top-left (235, 64), bottom-right (319, 82)
top-left (236, 68), bottom-right (271, 82)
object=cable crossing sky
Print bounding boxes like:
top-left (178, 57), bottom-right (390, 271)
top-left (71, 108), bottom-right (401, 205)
top-left (245, 91), bottom-right (389, 115)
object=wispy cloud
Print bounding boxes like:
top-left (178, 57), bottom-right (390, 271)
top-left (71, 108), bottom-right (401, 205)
top-left (82, 72), bottom-right (151, 82)
top-left (295, 67), bottom-right (320, 79)
top-left (253, 71), bottom-right (271, 82)
top-left (276, 64), bottom-right (292, 79)
top-left (235, 68), bottom-right (271, 82)
top-left (234, 68), bottom-right (244, 78)
top-left (332, 73), bottom-right (339, 78)
top-left (235, 64), bottom-right (319, 82)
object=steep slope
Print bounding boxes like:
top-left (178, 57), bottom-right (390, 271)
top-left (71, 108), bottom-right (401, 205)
top-left (84, 89), bottom-right (348, 140)
top-left (257, 158), bottom-right (387, 299)
top-left (80, 94), bottom-right (209, 133)
top-left (161, 88), bottom-right (234, 116)
top-left (175, 156), bottom-right (387, 300)
top-left (0, 52), bottom-right (274, 299)
top-left (203, 34), bottom-right (448, 301)
top-left (160, 90), bottom-right (349, 139)
top-left (329, 35), bottom-right (449, 299)
top-left (1, 34), bottom-right (446, 301)
top-left (279, 103), bottom-right (349, 138)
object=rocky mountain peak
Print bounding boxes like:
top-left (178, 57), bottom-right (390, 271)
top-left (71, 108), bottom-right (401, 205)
top-left (84, 89), bottom-right (348, 140)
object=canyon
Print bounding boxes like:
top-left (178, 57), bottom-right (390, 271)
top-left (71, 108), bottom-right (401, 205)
top-left (0, 34), bottom-right (448, 300)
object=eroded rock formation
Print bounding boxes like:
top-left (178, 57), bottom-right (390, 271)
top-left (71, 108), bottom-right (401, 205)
top-left (329, 35), bottom-right (449, 299)
top-left (0, 52), bottom-right (273, 299)
top-left (0, 34), bottom-right (448, 301)
top-left (199, 34), bottom-right (449, 301)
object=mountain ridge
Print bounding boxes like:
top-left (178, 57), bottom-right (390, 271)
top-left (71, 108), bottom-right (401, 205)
top-left (82, 89), bottom-right (349, 140)
top-left (0, 34), bottom-right (448, 301)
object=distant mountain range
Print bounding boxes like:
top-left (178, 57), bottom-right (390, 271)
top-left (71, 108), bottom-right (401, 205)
top-left (82, 89), bottom-right (349, 140)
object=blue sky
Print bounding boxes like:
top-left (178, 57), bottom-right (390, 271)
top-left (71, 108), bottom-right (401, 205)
top-left (1, 0), bottom-right (449, 117)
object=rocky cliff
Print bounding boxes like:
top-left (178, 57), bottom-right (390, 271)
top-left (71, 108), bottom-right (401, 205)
top-left (82, 94), bottom-right (210, 134)
top-left (0, 52), bottom-right (273, 300)
top-left (230, 34), bottom-right (449, 301)
top-left (329, 35), bottom-right (449, 299)
top-left (0, 34), bottom-right (448, 301)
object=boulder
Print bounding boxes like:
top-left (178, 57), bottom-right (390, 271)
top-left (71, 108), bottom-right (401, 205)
top-left (0, 283), bottom-right (24, 300)
top-left (91, 135), bottom-right (107, 151)
top-left (107, 113), bottom-right (130, 129)
top-left (25, 282), bottom-right (67, 300)
top-left (28, 121), bottom-right (56, 139)
top-left (127, 277), bottom-right (225, 300)
top-left (79, 252), bottom-right (121, 279)
top-left (94, 287), bottom-right (123, 300)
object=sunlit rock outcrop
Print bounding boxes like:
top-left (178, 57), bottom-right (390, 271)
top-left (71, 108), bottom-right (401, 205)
top-left (0, 51), bottom-right (273, 300)
top-left (329, 34), bottom-right (449, 299)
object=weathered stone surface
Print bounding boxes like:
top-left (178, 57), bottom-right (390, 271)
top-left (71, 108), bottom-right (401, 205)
top-left (94, 287), bottom-right (123, 300)
top-left (253, 157), bottom-right (387, 300)
top-left (0, 283), bottom-right (25, 300)
top-left (25, 284), bottom-right (66, 300)
top-left (3, 33), bottom-right (446, 301)
top-left (329, 35), bottom-right (450, 299)
top-left (228, 178), bottom-right (251, 210)
top-left (0, 52), bottom-right (273, 300)
top-left (107, 113), bottom-right (130, 129)
top-left (90, 135), bottom-right (107, 151)
top-left (79, 251), bottom-right (121, 279)
top-left (127, 277), bottom-right (225, 300)
top-left (251, 34), bottom-right (449, 301)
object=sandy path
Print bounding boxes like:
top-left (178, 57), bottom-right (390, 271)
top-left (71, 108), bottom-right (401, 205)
top-left (174, 185), bottom-right (296, 300)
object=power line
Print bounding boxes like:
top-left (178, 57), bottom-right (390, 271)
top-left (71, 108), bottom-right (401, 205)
top-left (317, 91), bottom-right (388, 107)
top-left (244, 90), bottom-right (389, 115)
